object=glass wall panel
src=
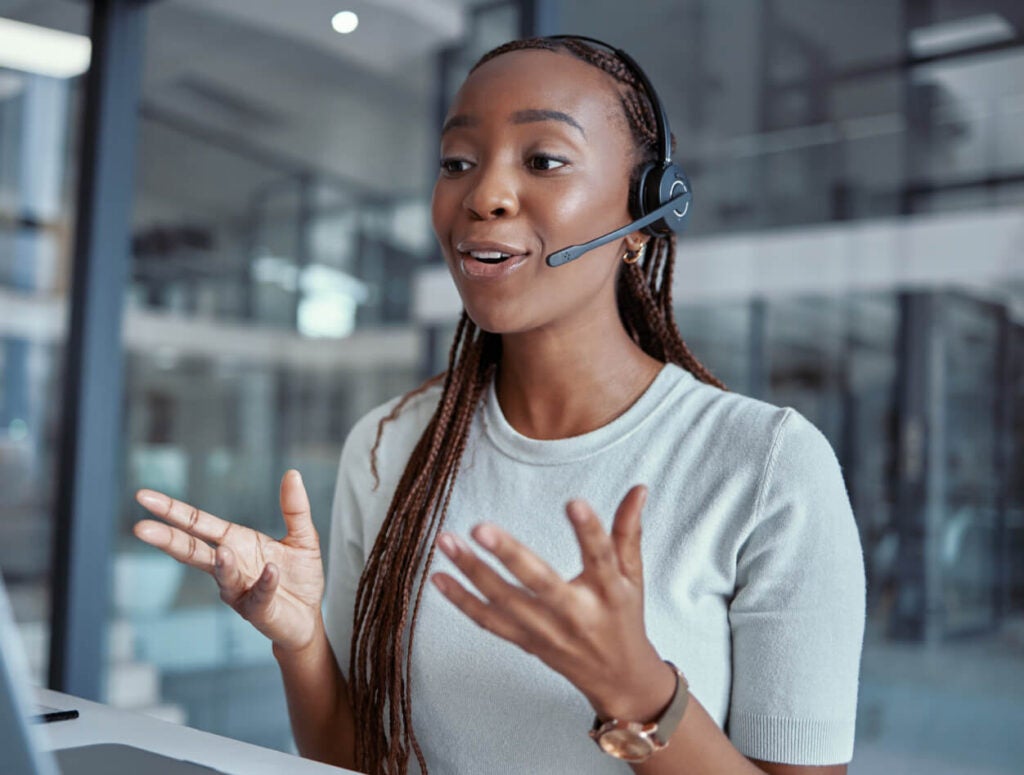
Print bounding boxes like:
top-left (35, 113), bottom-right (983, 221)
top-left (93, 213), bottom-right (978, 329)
top-left (0, 0), bottom-right (87, 687)
top-left (563, 0), bottom-right (1024, 233)
top-left (113, 0), bottom-right (520, 751)
top-left (675, 301), bottom-right (759, 395)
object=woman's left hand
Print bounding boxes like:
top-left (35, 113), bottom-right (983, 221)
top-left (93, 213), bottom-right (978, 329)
top-left (431, 484), bottom-right (676, 723)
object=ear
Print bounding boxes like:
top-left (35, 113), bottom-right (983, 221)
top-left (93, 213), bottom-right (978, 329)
top-left (623, 233), bottom-right (651, 253)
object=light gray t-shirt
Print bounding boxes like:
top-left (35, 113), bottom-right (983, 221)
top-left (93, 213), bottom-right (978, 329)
top-left (324, 363), bottom-right (865, 773)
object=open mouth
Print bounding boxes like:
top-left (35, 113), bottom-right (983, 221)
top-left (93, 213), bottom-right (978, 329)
top-left (465, 250), bottom-right (516, 264)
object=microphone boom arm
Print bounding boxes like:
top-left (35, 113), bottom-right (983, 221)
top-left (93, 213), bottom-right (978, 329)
top-left (545, 193), bottom-right (690, 267)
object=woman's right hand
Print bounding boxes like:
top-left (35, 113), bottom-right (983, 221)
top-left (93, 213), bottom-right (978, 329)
top-left (132, 469), bottom-right (325, 654)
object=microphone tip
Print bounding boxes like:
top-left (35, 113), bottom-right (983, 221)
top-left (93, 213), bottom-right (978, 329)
top-left (547, 250), bottom-right (574, 267)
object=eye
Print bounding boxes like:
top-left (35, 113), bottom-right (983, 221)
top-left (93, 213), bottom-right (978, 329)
top-left (439, 157), bottom-right (472, 175)
top-left (528, 154), bottom-right (568, 171)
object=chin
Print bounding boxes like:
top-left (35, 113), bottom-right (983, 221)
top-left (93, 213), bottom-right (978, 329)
top-left (461, 301), bottom-right (535, 336)
top-left (462, 308), bottom-right (515, 335)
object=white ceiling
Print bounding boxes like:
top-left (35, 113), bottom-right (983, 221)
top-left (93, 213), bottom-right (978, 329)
top-left (175, 0), bottom-right (466, 75)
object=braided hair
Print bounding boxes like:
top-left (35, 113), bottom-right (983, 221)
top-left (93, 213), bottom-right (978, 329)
top-left (348, 36), bottom-right (724, 774)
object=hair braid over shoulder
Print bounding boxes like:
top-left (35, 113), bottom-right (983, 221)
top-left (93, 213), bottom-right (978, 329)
top-left (349, 36), bottom-right (723, 774)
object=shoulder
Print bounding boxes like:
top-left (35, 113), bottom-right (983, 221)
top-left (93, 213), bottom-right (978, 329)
top-left (338, 381), bottom-right (444, 497)
top-left (659, 364), bottom-right (798, 467)
top-left (659, 365), bottom-right (846, 513)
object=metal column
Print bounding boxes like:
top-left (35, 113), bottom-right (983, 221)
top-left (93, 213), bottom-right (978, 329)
top-left (49, 0), bottom-right (147, 699)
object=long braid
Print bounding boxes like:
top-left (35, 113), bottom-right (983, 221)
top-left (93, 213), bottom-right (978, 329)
top-left (349, 36), bottom-right (723, 775)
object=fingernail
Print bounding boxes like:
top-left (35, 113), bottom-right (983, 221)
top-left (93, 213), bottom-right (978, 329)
top-left (474, 524), bottom-right (498, 551)
top-left (289, 470), bottom-right (302, 483)
top-left (431, 574), bottom-right (450, 593)
top-left (569, 502), bottom-right (589, 525)
top-left (137, 491), bottom-right (163, 508)
top-left (437, 533), bottom-right (459, 557)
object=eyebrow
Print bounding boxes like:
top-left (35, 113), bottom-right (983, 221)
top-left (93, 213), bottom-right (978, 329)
top-left (441, 109), bottom-right (586, 137)
top-left (441, 114), bottom-right (476, 135)
top-left (512, 109), bottom-right (586, 136)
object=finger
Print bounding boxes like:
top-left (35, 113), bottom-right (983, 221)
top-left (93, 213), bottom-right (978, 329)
top-left (611, 485), bottom-right (647, 584)
top-left (279, 470), bottom-right (318, 550)
top-left (470, 523), bottom-right (565, 602)
top-left (236, 562), bottom-right (279, 623)
top-left (566, 500), bottom-right (620, 586)
top-left (135, 489), bottom-right (235, 546)
top-left (213, 544), bottom-right (248, 607)
top-left (436, 533), bottom-right (538, 617)
top-left (431, 572), bottom-right (525, 645)
top-left (133, 519), bottom-right (216, 573)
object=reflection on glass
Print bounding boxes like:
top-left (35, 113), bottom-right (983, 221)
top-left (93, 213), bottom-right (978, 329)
top-left (0, 2), bottom-right (82, 692)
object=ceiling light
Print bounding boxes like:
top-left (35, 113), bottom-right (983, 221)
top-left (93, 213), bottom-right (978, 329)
top-left (331, 11), bottom-right (359, 35)
top-left (0, 17), bottom-right (90, 78)
top-left (909, 13), bottom-right (1016, 58)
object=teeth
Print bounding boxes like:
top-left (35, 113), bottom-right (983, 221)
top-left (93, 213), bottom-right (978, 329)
top-left (469, 251), bottom-right (511, 259)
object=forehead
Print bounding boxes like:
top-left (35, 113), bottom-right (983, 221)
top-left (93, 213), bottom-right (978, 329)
top-left (449, 48), bottom-right (624, 130)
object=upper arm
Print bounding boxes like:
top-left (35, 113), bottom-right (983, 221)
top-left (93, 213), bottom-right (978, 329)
top-left (749, 759), bottom-right (847, 775)
top-left (728, 410), bottom-right (865, 766)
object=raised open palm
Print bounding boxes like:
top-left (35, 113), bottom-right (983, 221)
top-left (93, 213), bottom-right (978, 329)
top-left (133, 469), bottom-right (324, 653)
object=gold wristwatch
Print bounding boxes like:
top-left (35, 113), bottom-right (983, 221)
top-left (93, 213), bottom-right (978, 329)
top-left (588, 661), bottom-right (689, 763)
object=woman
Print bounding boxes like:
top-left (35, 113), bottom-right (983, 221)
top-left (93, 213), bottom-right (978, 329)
top-left (134, 36), bottom-right (864, 775)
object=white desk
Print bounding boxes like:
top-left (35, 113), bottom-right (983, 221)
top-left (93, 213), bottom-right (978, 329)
top-left (34, 688), bottom-right (361, 775)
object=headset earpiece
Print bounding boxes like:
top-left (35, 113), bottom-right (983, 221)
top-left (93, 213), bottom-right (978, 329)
top-left (540, 34), bottom-right (695, 267)
top-left (636, 162), bottom-right (692, 237)
top-left (545, 34), bottom-right (692, 239)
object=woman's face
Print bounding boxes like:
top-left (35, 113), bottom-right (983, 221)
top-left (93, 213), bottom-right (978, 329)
top-left (431, 48), bottom-right (641, 336)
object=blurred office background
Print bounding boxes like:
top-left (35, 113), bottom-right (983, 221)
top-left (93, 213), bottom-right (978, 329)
top-left (0, 0), bottom-right (1021, 772)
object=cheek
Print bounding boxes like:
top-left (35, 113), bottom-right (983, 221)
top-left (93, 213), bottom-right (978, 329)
top-left (548, 244), bottom-right (622, 297)
top-left (523, 244), bottom-right (623, 325)
top-left (535, 185), bottom-right (607, 248)
top-left (430, 183), bottom-right (450, 244)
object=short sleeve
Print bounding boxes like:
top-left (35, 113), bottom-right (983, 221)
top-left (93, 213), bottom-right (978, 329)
top-left (321, 388), bottom-right (441, 680)
top-left (727, 409), bottom-right (866, 765)
top-left (322, 411), bottom-right (379, 679)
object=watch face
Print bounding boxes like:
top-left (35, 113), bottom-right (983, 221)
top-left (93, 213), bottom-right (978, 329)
top-left (597, 728), bottom-right (656, 763)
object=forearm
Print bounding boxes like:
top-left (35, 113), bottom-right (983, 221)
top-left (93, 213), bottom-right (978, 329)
top-left (619, 676), bottom-right (849, 775)
top-left (630, 693), bottom-right (765, 775)
top-left (273, 618), bottom-right (357, 770)
top-left (590, 659), bottom-right (764, 775)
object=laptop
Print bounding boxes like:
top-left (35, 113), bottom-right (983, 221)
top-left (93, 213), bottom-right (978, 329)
top-left (0, 572), bottom-right (223, 774)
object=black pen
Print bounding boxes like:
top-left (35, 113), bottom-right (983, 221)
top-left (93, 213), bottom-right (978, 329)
top-left (32, 709), bottom-right (79, 723)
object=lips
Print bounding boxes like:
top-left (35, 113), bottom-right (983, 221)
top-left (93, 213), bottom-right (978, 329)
top-left (454, 239), bottom-right (530, 279)
top-left (455, 240), bottom-right (528, 265)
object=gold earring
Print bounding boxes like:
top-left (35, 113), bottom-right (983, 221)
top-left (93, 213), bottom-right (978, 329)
top-left (623, 244), bottom-right (646, 264)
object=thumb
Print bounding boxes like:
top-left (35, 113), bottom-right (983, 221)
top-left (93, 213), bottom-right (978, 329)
top-left (280, 470), bottom-right (318, 549)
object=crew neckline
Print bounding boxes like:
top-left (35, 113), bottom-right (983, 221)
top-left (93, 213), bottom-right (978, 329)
top-left (481, 363), bottom-right (691, 465)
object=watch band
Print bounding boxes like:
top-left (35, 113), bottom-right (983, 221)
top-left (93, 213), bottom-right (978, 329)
top-left (589, 660), bottom-right (689, 762)
top-left (650, 661), bottom-right (688, 745)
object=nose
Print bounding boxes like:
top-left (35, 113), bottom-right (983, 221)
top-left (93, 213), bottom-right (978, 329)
top-left (462, 163), bottom-right (519, 219)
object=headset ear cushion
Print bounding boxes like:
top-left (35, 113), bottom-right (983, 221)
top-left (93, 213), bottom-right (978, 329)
top-left (640, 163), bottom-right (692, 237)
top-left (633, 162), bottom-right (657, 225)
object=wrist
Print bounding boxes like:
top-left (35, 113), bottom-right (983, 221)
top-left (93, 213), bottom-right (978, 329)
top-left (590, 655), bottom-right (677, 723)
top-left (272, 615), bottom-right (327, 664)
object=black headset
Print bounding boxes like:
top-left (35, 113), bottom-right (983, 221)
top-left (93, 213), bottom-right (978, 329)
top-left (542, 35), bottom-right (693, 267)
